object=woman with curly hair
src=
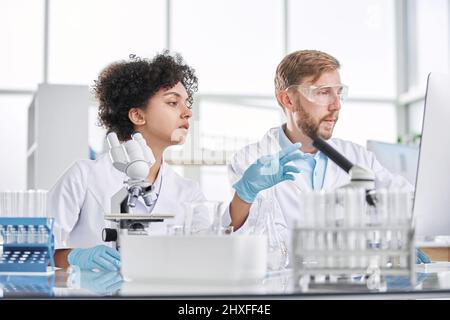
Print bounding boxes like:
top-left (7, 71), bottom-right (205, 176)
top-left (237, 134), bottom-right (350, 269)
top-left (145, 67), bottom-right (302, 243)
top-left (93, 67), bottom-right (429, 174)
top-left (47, 51), bottom-right (302, 271)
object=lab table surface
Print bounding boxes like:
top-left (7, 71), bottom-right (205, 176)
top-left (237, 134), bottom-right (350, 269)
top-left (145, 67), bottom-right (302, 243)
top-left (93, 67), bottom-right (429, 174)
top-left (2, 262), bottom-right (450, 299)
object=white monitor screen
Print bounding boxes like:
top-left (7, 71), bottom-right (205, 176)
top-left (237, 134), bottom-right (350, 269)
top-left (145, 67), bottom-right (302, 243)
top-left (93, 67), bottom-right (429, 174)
top-left (414, 73), bottom-right (450, 239)
top-left (367, 140), bottom-right (419, 185)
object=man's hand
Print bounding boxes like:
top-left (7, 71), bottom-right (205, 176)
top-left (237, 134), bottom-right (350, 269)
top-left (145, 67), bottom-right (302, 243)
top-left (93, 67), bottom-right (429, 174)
top-left (233, 143), bottom-right (302, 203)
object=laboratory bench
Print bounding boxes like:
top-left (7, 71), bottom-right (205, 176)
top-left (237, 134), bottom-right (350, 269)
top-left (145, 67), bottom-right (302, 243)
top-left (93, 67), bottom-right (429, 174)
top-left (1, 263), bottom-right (450, 299)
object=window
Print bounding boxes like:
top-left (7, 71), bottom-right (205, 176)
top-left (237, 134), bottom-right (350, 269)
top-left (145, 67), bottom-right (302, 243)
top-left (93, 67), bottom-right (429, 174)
top-left (0, 0), bottom-right (44, 89)
top-left (0, 95), bottom-right (32, 190)
top-left (88, 105), bottom-right (107, 157)
top-left (171, 0), bottom-right (284, 95)
top-left (413, 0), bottom-right (450, 90)
top-left (199, 99), bottom-right (283, 151)
top-left (48, 0), bottom-right (166, 85)
top-left (408, 101), bottom-right (425, 138)
top-left (288, 0), bottom-right (396, 98)
top-left (201, 166), bottom-right (232, 202)
top-left (333, 102), bottom-right (397, 146)
top-left (195, 99), bottom-right (283, 201)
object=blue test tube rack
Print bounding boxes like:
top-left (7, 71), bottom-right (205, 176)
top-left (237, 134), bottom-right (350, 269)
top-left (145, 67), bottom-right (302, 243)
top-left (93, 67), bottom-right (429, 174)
top-left (0, 217), bottom-right (55, 273)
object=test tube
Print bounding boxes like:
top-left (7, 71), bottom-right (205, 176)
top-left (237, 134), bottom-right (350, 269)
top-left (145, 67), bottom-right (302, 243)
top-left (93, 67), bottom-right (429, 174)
top-left (166, 224), bottom-right (184, 236)
top-left (303, 192), bottom-right (317, 268)
top-left (336, 229), bottom-right (345, 269)
top-left (38, 225), bottom-right (48, 243)
top-left (344, 189), bottom-right (356, 227)
top-left (398, 190), bottom-right (411, 268)
top-left (375, 189), bottom-right (389, 268)
top-left (345, 189), bottom-right (357, 269)
top-left (210, 201), bottom-right (225, 235)
top-left (0, 226), bottom-right (5, 252)
top-left (335, 189), bottom-right (349, 269)
top-left (334, 189), bottom-right (346, 227)
top-left (17, 225), bottom-right (26, 244)
top-left (359, 228), bottom-right (368, 269)
top-left (182, 202), bottom-right (195, 235)
top-left (6, 225), bottom-right (16, 244)
top-left (388, 189), bottom-right (403, 225)
top-left (315, 192), bottom-right (326, 269)
top-left (375, 189), bottom-right (388, 226)
top-left (27, 225), bottom-right (36, 243)
top-left (324, 192), bottom-right (335, 269)
top-left (387, 190), bottom-right (400, 267)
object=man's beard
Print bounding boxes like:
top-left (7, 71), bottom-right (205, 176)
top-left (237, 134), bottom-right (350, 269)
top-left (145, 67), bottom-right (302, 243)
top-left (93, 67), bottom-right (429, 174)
top-left (294, 102), bottom-right (337, 140)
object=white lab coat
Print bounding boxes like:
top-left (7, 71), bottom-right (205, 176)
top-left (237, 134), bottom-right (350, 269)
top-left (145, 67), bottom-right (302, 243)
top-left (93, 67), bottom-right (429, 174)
top-left (47, 153), bottom-right (209, 249)
top-left (224, 126), bottom-right (413, 247)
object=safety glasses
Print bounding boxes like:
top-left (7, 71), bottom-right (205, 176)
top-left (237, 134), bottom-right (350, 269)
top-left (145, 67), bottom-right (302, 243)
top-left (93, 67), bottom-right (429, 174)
top-left (286, 84), bottom-right (349, 106)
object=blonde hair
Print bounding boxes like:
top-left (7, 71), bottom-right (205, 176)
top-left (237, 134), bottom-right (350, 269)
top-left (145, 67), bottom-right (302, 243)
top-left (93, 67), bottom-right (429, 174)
top-left (274, 50), bottom-right (340, 91)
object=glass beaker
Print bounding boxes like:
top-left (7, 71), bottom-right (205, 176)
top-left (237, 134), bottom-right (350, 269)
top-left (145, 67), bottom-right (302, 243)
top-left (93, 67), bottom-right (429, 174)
top-left (253, 196), bottom-right (288, 271)
top-left (182, 200), bottom-right (228, 235)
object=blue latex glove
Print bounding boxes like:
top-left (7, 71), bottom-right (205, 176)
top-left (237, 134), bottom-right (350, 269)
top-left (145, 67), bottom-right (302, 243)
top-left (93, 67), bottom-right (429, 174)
top-left (233, 143), bottom-right (303, 203)
top-left (416, 248), bottom-right (431, 264)
top-left (68, 245), bottom-right (121, 271)
top-left (80, 270), bottom-right (123, 295)
top-left (82, 271), bottom-right (122, 295)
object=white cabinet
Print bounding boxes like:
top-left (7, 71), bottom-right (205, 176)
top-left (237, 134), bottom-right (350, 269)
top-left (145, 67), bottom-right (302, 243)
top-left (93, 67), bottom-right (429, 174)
top-left (27, 84), bottom-right (89, 189)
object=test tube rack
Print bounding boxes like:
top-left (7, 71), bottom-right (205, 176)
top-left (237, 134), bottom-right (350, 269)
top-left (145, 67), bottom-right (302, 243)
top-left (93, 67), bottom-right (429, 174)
top-left (291, 223), bottom-right (416, 286)
top-left (0, 217), bottom-right (55, 273)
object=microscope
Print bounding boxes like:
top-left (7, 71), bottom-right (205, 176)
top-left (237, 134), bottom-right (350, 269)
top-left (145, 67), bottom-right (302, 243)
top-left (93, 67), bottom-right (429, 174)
top-left (102, 132), bottom-right (174, 249)
top-left (312, 137), bottom-right (377, 206)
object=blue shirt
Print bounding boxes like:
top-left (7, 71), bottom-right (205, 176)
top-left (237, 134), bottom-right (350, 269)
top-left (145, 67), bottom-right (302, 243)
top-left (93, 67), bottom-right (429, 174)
top-left (278, 126), bottom-right (328, 191)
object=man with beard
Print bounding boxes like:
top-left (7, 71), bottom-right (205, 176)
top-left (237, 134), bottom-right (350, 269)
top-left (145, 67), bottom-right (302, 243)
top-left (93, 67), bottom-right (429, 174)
top-left (223, 50), bottom-right (429, 263)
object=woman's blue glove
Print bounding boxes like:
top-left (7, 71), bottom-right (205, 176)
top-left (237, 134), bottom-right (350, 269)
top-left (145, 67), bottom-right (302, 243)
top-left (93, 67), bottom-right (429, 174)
top-left (68, 245), bottom-right (121, 271)
top-left (67, 266), bottom-right (123, 295)
top-left (81, 270), bottom-right (123, 295)
top-left (416, 248), bottom-right (431, 264)
top-left (233, 143), bottom-right (303, 203)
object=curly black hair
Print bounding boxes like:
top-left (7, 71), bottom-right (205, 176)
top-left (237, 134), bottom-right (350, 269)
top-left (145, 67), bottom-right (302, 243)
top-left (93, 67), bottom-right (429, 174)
top-left (93, 51), bottom-right (198, 141)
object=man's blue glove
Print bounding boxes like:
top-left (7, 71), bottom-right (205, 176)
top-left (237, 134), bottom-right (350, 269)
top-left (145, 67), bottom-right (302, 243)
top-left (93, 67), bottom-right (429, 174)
top-left (416, 248), bottom-right (431, 264)
top-left (233, 143), bottom-right (303, 203)
top-left (68, 245), bottom-right (121, 271)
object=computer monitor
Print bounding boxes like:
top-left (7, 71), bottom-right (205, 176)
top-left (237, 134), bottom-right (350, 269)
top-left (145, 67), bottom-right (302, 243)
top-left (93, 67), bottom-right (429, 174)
top-left (414, 73), bottom-right (450, 240)
top-left (367, 140), bottom-right (419, 185)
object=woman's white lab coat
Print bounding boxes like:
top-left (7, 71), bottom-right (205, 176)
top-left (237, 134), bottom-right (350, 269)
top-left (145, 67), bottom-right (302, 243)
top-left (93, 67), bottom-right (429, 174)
top-left (224, 126), bottom-right (413, 245)
top-left (47, 153), bottom-right (209, 249)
